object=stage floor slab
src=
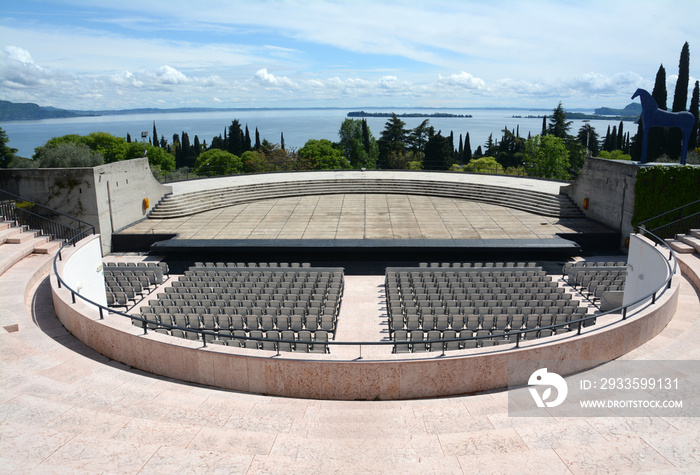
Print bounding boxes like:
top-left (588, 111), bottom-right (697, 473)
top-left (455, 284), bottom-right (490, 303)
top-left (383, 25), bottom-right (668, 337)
top-left (120, 194), bottom-right (611, 241)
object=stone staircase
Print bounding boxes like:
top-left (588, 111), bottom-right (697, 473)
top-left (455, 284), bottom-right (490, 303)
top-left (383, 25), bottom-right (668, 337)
top-left (666, 229), bottom-right (700, 255)
top-left (0, 217), bottom-right (63, 276)
top-left (149, 178), bottom-right (584, 219)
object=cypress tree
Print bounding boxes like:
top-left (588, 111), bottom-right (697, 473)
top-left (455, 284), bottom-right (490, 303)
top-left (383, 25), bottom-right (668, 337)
top-left (458, 134), bottom-right (463, 158)
top-left (669, 42), bottom-right (691, 159)
top-left (648, 64), bottom-right (668, 159)
top-left (610, 126), bottom-right (617, 152)
top-left (362, 119), bottom-right (371, 155)
top-left (194, 135), bottom-right (201, 156)
top-left (244, 125), bottom-right (251, 152)
top-left (255, 127), bottom-right (261, 150)
top-left (126, 133), bottom-right (131, 143)
top-left (153, 122), bottom-right (159, 147)
top-left (464, 132), bottom-right (472, 162)
top-left (672, 42), bottom-right (690, 112)
top-left (617, 121), bottom-right (624, 150)
top-left (603, 126), bottom-right (611, 151)
top-left (541, 116), bottom-right (547, 136)
top-left (280, 132), bottom-right (285, 150)
top-left (689, 80), bottom-right (700, 150)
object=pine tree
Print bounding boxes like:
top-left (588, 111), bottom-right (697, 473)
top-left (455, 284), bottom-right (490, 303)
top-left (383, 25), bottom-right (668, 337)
top-left (152, 122), bottom-right (159, 147)
top-left (669, 42), bottom-right (691, 159)
top-left (689, 80), bottom-right (700, 150)
top-left (547, 102), bottom-right (573, 139)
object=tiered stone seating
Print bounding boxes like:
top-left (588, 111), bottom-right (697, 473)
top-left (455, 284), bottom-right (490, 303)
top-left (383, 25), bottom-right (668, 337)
top-left (136, 264), bottom-right (344, 353)
top-left (0, 218), bottom-right (63, 276)
top-left (386, 263), bottom-right (590, 352)
top-left (148, 178), bottom-right (584, 219)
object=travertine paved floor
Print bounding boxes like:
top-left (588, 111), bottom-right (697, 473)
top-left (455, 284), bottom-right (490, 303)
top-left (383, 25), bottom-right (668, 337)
top-left (122, 194), bottom-right (610, 240)
top-left (1, 254), bottom-right (699, 473)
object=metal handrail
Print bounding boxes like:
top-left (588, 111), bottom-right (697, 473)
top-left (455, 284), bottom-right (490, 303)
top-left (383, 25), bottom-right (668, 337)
top-left (0, 189), bottom-right (94, 231)
top-left (53, 229), bottom-right (678, 358)
top-left (637, 198), bottom-right (700, 236)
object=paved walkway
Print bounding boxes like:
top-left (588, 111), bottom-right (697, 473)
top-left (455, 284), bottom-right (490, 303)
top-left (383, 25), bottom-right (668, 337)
top-left (121, 194), bottom-right (610, 241)
top-left (2, 248), bottom-right (700, 473)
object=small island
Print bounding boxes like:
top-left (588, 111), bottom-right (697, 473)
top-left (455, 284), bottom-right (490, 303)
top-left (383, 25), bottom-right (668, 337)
top-left (348, 111), bottom-right (472, 118)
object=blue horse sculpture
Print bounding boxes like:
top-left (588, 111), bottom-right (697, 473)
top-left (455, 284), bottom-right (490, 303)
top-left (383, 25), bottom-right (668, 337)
top-left (632, 88), bottom-right (695, 165)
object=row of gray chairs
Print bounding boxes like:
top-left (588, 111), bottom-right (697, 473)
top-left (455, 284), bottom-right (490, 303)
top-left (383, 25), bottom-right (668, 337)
top-left (154, 327), bottom-right (330, 353)
top-left (418, 262), bottom-right (538, 268)
top-left (193, 262), bottom-right (311, 268)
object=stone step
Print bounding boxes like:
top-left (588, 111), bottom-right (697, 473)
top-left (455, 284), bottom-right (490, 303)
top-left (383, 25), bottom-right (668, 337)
top-left (5, 229), bottom-right (38, 244)
top-left (666, 238), bottom-right (696, 254)
top-left (0, 226), bottom-right (22, 244)
top-left (32, 239), bottom-right (63, 255)
top-left (149, 180), bottom-right (583, 220)
top-left (678, 234), bottom-right (700, 253)
top-left (690, 229), bottom-right (700, 239)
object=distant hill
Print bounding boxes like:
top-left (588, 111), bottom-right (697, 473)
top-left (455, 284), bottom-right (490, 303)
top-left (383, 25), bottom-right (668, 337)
top-left (0, 101), bottom-right (97, 121)
top-left (594, 102), bottom-right (642, 116)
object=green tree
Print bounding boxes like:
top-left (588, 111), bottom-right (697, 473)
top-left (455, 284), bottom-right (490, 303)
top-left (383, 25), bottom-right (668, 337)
top-left (298, 139), bottom-right (349, 170)
top-left (377, 113), bottom-right (408, 169)
top-left (523, 135), bottom-right (570, 179)
top-left (669, 42), bottom-right (691, 159)
top-left (464, 132), bottom-right (472, 162)
top-left (0, 127), bottom-right (18, 168)
top-left (598, 150), bottom-right (632, 161)
top-left (464, 156), bottom-right (503, 174)
top-left (423, 131), bottom-right (452, 170)
top-left (547, 102), bottom-right (573, 139)
top-left (407, 119), bottom-right (431, 153)
top-left (576, 124), bottom-right (599, 157)
top-left (34, 142), bottom-right (104, 168)
top-left (689, 80), bottom-right (700, 150)
top-left (152, 122), bottom-right (159, 147)
top-left (193, 149), bottom-right (242, 175)
top-left (241, 150), bottom-right (268, 174)
top-left (227, 120), bottom-right (245, 156)
top-left (647, 64), bottom-right (668, 160)
top-left (338, 118), bottom-right (378, 169)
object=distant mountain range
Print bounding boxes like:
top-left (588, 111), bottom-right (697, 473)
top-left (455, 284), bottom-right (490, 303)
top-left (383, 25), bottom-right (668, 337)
top-left (594, 102), bottom-right (642, 117)
top-left (0, 100), bottom-right (644, 122)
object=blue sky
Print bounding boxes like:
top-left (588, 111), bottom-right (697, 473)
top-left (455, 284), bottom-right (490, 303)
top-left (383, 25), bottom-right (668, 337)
top-left (1, 0), bottom-right (698, 110)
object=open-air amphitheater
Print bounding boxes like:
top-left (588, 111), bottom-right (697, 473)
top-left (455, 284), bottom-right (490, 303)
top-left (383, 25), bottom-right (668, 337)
top-left (1, 156), bottom-right (699, 473)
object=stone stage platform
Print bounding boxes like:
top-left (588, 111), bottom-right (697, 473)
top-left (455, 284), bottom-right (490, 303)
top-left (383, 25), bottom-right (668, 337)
top-left (114, 194), bottom-right (618, 272)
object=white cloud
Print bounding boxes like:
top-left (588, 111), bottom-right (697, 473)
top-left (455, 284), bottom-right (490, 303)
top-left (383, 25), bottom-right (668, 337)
top-left (253, 68), bottom-right (298, 89)
top-left (436, 72), bottom-right (486, 91)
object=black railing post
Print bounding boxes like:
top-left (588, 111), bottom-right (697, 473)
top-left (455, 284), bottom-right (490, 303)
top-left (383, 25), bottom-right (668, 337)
top-left (99, 307), bottom-right (104, 320)
top-left (71, 292), bottom-right (76, 304)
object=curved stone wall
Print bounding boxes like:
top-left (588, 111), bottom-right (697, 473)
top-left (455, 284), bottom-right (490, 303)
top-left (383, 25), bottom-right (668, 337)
top-left (52, 234), bottom-right (681, 400)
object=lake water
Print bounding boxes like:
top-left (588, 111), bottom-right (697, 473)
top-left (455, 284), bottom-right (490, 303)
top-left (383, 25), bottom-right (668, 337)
top-left (1, 108), bottom-right (627, 160)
